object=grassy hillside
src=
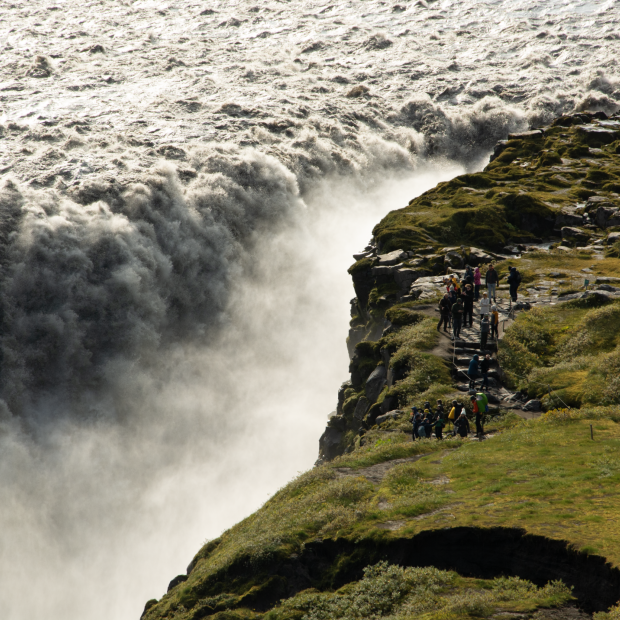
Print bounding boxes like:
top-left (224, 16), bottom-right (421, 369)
top-left (144, 410), bottom-right (620, 619)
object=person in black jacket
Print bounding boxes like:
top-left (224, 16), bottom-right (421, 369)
top-left (462, 284), bottom-right (474, 327)
top-left (485, 264), bottom-right (499, 302)
top-left (454, 413), bottom-right (470, 438)
top-left (507, 266), bottom-right (521, 303)
top-left (437, 293), bottom-right (451, 332)
top-left (480, 354), bottom-right (491, 390)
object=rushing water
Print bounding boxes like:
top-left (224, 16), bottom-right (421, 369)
top-left (0, 1), bottom-right (618, 618)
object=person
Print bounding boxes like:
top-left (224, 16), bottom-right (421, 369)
top-left (507, 266), bottom-right (522, 303)
top-left (468, 354), bottom-right (479, 390)
top-left (479, 292), bottom-right (491, 319)
top-left (485, 264), bottom-right (499, 302)
top-left (418, 413), bottom-right (427, 438)
top-left (480, 353), bottom-right (491, 390)
top-left (490, 305), bottom-right (499, 340)
top-left (471, 392), bottom-right (488, 437)
top-left (454, 412), bottom-right (470, 438)
top-left (411, 411), bottom-right (422, 440)
top-left (437, 293), bottom-right (451, 331)
top-left (451, 297), bottom-right (464, 339)
top-left (463, 265), bottom-right (474, 286)
top-left (462, 284), bottom-right (474, 327)
top-left (474, 266), bottom-right (482, 301)
top-left (480, 315), bottom-right (490, 351)
top-left (435, 399), bottom-right (445, 420)
top-left (423, 411), bottom-right (433, 439)
top-left (434, 414), bottom-right (445, 440)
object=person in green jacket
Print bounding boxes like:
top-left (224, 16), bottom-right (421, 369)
top-left (470, 392), bottom-right (488, 437)
top-left (434, 415), bottom-right (445, 440)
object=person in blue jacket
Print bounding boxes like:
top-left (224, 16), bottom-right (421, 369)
top-left (468, 354), bottom-right (479, 390)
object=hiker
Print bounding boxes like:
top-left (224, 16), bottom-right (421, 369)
top-left (434, 414), bottom-right (445, 440)
top-left (471, 392), bottom-right (489, 437)
top-left (454, 412), bottom-right (470, 438)
top-left (480, 315), bottom-right (490, 351)
top-left (463, 265), bottom-right (474, 286)
top-left (474, 266), bottom-right (482, 301)
top-left (480, 353), bottom-right (491, 390)
top-left (462, 284), bottom-right (474, 327)
top-left (451, 298), bottom-right (464, 339)
top-left (418, 413), bottom-right (427, 438)
top-left (479, 292), bottom-right (491, 318)
top-left (437, 293), bottom-right (451, 332)
top-left (435, 399), bottom-right (445, 419)
top-left (507, 266), bottom-right (522, 303)
top-left (490, 306), bottom-right (499, 340)
top-left (468, 354), bottom-right (479, 390)
top-left (411, 410), bottom-right (422, 440)
top-left (485, 264), bottom-right (499, 302)
top-left (423, 411), bottom-right (433, 439)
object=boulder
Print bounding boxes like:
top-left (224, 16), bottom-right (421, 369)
top-left (375, 410), bottom-right (403, 425)
top-left (353, 396), bottom-right (371, 421)
top-left (380, 394), bottom-right (399, 414)
top-left (597, 284), bottom-right (619, 292)
top-left (467, 247), bottom-right (494, 265)
top-left (596, 206), bottom-right (620, 229)
top-left (514, 301), bottom-right (532, 310)
top-left (444, 251), bottom-right (464, 268)
top-left (607, 232), bottom-right (620, 244)
top-left (337, 381), bottom-right (352, 414)
top-left (372, 264), bottom-right (399, 277)
top-left (319, 426), bottom-right (344, 461)
top-left (508, 129), bottom-right (543, 140)
top-left (596, 276), bottom-right (620, 284)
top-left (561, 227), bottom-right (590, 243)
top-left (376, 249), bottom-right (408, 266)
top-left (489, 139), bottom-right (509, 162)
top-left (365, 365), bottom-right (387, 403)
top-left (394, 268), bottom-right (422, 288)
top-left (576, 125), bottom-right (620, 147)
top-left (555, 208), bottom-right (584, 228)
top-left (522, 399), bottom-right (541, 412)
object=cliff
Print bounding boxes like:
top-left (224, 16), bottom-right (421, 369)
top-left (142, 111), bottom-right (620, 620)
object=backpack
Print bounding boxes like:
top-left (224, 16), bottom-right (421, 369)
top-left (515, 270), bottom-right (522, 284)
top-left (418, 425), bottom-right (426, 438)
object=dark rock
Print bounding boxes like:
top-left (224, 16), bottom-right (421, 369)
top-left (508, 130), bottom-right (544, 140)
top-left (444, 251), bottom-right (464, 268)
top-left (375, 410), bottom-right (403, 425)
top-left (353, 396), bottom-right (371, 421)
top-left (365, 365), bottom-right (387, 403)
top-left (607, 232), bottom-right (620, 244)
top-left (380, 394), bottom-right (399, 414)
top-left (595, 276), bottom-right (620, 284)
top-left (337, 381), bottom-right (352, 414)
top-left (328, 414), bottom-right (347, 432)
top-left (595, 206), bottom-right (620, 229)
top-left (394, 268), bottom-right (421, 288)
top-left (318, 426), bottom-right (344, 461)
top-left (576, 125), bottom-right (620, 147)
top-left (489, 140), bottom-right (509, 162)
top-left (522, 399), bottom-right (541, 412)
top-left (561, 226), bottom-right (590, 242)
top-left (467, 247), bottom-right (494, 265)
top-left (597, 284), bottom-right (618, 292)
top-left (376, 249), bottom-right (408, 266)
top-left (167, 575), bottom-right (187, 592)
top-left (514, 301), bottom-right (532, 310)
top-left (555, 208), bottom-right (584, 228)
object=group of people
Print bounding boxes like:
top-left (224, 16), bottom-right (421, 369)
top-left (437, 263), bottom-right (516, 345)
top-left (410, 392), bottom-right (489, 440)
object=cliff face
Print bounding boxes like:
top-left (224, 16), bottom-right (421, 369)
top-left (143, 112), bottom-right (620, 620)
top-left (319, 110), bottom-right (620, 462)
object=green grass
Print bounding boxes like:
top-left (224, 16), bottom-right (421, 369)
top-left (499, 299), bottom-right (620, 406)
top-left (144, 409), bottom-right (620, 620)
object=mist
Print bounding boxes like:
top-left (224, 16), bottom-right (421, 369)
top-left (0, 162), bottom-right (463, 620)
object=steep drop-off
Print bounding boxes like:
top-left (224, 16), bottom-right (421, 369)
top-left (143, 112), bottom-right (620, 620)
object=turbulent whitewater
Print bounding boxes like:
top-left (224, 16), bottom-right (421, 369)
top-left (0, 0), bottom-right (618, 619)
